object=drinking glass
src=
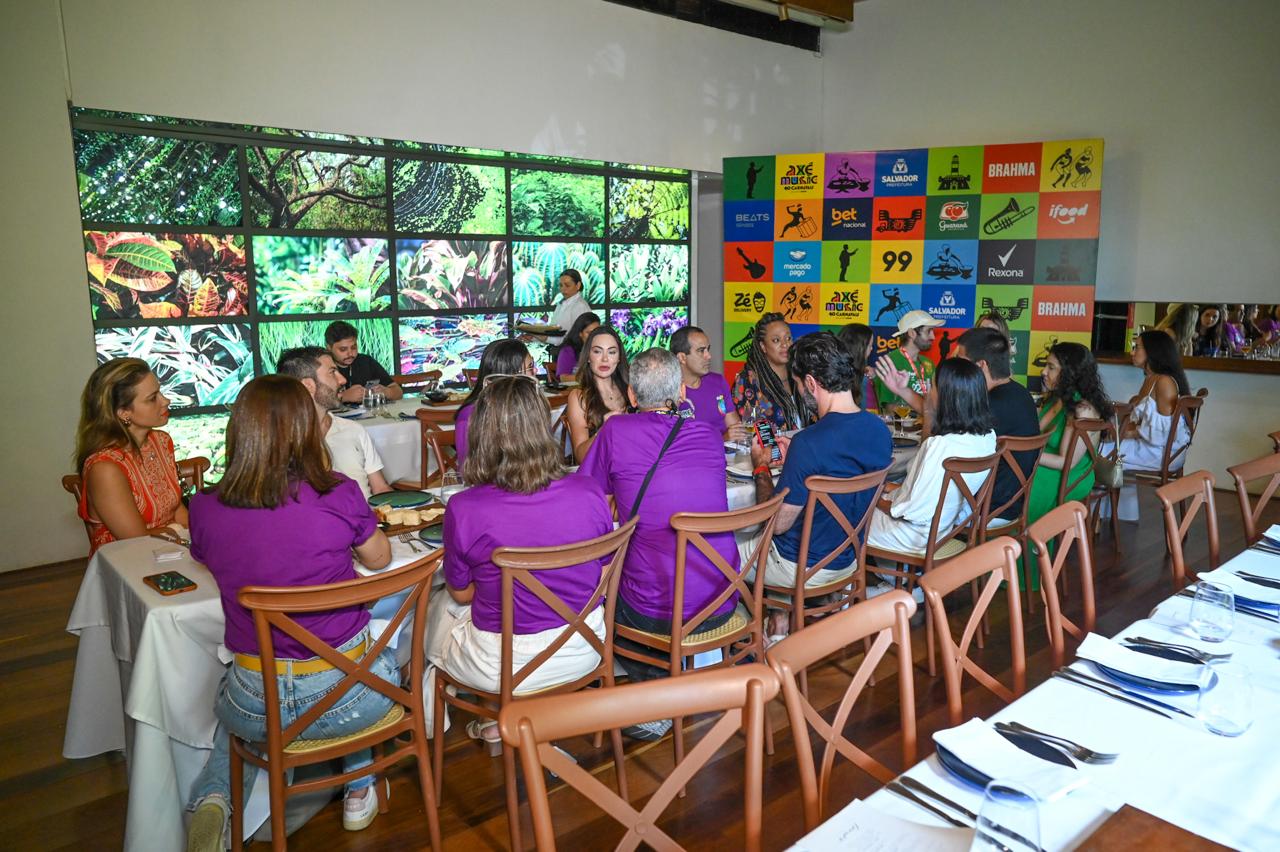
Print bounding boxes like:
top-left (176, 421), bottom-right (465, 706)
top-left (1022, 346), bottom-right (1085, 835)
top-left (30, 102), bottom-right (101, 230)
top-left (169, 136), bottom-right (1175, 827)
top-left (438, 470), bottom-right (461, 503)
top-left (1188, 581), bottom-right (1234, 643)
top-left (1198, 660), bottom-right (1253, 737)
top-left (363, 381), bottom-right (377, 411)
top-left (970, 780), bottom-right (1040, 852)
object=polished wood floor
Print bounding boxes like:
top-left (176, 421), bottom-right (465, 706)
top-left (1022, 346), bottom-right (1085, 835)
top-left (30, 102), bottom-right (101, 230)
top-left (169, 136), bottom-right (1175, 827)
top-left (2, 487), bottom-right (1274, 851)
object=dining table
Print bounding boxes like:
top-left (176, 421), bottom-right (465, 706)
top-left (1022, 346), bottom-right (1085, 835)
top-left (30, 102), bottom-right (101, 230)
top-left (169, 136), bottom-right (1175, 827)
top-left (790, 534), bottom-right (1280, 851)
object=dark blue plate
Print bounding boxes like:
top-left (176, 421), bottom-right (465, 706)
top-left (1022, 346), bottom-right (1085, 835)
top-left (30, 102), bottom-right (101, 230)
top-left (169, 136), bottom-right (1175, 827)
top-left (1092, 647), bottom-right (1211, 694)
top-left (935, 730), bottom-right (1074, 791)
top-left (417, 522), bottom-right (444, 547)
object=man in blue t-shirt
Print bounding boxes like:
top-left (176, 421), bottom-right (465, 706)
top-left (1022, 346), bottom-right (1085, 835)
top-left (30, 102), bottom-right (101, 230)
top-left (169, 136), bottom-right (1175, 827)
top-left (741, 332), bottom-right (892, 633)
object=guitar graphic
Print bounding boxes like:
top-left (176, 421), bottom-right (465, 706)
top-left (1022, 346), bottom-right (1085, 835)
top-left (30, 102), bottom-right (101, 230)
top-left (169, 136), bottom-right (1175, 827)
top-left (736, 247), bottom-right (767, 280)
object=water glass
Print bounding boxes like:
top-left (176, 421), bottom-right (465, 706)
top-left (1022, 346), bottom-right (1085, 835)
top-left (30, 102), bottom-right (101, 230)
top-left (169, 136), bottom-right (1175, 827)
top-left (1198, 660), bottom-right (1253, 737)
top-left (1188, 581), bottom-right (1234, 643)
top-left (363, 381), bottom-right (377, 411)
top-left (970, 780), bottom-right (1040, 852)
top-left (438, 470), bottom-right (462, 503)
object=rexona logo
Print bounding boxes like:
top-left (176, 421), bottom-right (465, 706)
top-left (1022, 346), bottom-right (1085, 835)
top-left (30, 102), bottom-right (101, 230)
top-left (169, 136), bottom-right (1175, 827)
top-left (881, 158), bottom-right (920, 189)
top-left (978, 240), bottom-right (1035, 285)
top-left (781, 162), bottom-right (819, 189)
top-left (938, 200), bottom-right (969, 231)
top-left (1048, 202), bottom-right (1089, 225)
top-left (824, 290), bottom-right (865, 313)
top-left (987, 161), bottom-right (1037, 179)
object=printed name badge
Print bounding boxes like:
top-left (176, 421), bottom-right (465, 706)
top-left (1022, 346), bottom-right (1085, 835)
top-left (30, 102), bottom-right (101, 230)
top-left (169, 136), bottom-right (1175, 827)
top-left (716, 395), bottom-right (727, 415)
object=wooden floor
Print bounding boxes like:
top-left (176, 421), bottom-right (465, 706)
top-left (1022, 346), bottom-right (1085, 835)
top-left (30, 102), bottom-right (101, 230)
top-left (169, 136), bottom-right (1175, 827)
top-left (2, 486), bottom-right (1275, 851)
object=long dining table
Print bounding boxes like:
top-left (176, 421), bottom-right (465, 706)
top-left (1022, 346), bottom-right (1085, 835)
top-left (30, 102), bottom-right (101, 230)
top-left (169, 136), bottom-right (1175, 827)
top-left (791, 540), bottom-right (1280, 851)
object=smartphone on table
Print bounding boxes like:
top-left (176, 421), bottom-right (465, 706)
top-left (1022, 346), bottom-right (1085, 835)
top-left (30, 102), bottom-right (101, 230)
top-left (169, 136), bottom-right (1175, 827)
top-left (143, 571), bottom-right (198, 596)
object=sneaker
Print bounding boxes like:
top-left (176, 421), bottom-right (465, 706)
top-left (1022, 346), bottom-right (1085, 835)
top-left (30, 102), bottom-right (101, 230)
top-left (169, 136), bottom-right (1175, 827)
top-left (187, 797), bottom-right (228, 852)
top-left (622, 719), bottom-right (673, 742)
top-left (343, 781), bottom-right (383, 832)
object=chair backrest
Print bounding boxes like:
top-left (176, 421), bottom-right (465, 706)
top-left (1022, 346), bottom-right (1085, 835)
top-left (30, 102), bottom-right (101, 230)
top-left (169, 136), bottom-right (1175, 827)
top-left (918, 537), bottom-right (1025, 726)
top-left (987, 433), bottom-right (1051, 536)
top-left (1155, 470), bottom-right (1219, 590)
top-left (1056, 417), bottom-right (1116, 504)
top-left (61, 474), bottom-right (83, 501)
top-left (393, 369), bottom-right (442, 389)
top-left (463, 367), bottom-right (479, 387)
top-left (237, 550), bottom-right (442, 754)
top-left (1025, 501), bottom-right (1096, 669)
top-left (1160, 389), bottom-right (1207, 476)
top-left (545, 390), bottom-right (570, 410)
top-left (415, 408), bottom-right (458, 485)
top-left (792, 469), bottom-right (890, 595)
top-left (921, 452), bottom-right (1001, 571)
top-left (491, 517), bottom-right (639, 700)
top-left (766, 591), bottom-right (917, 830)
top-left (543, 360), bottom-right (557, 380)
top-left (1227, 451), bottom-right (1280, 545)
top-left (1270, 430), bottom-right (1280, 453)
top-left (665, 492), bottom-right (788, 662)
top-left (498, 664), bottom-right (779, 852)
top-left (177, 456), bottom-right (211, 493)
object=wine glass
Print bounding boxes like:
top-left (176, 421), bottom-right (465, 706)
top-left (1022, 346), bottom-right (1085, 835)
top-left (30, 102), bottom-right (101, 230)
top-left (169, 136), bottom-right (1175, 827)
top-left (970, 780), bottom-right (1040, 852)
top-left (1188, 581), bottom-right (1234, 643)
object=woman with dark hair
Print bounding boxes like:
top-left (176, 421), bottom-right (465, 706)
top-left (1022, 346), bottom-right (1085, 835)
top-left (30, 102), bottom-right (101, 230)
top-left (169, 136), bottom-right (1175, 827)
top-left (426, 375), bottom-right (614, 745)
top-left (866, 358), bottom-right (997, 553)
top-left (185, 376), bottom-right (397, 848)
top-left (75, 358), bottom-right (186, 553)
top-left (555, 311), bottom-right (601, 380)
top-left (454, 339), bottom-right (535, 467)
top-left (836, 322), bottom-right (879, 412)
top-left (1191, 304), bottom-right (1227, 356)
top-left (1224, 304), bottom-right (1248, 353)
top-left (566, 325), bottom-right (630, 462)
top-left (1256, 304), bottom-right (1280, 345)
top-left (731, 312), bottom-right (808, 430)
top-left (1117, 329), bottom-right (1191, 473)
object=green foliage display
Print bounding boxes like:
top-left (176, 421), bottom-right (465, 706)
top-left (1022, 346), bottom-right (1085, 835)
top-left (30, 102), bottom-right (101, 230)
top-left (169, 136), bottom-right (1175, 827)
top-left (255, 237), bottom-right (390, 314)
top-left (257, 318), bottom-right (394, 375)
top-left (399, 314), bottom-right (508, 383)
top-left (393, 160), bottom-right (506, 233)
top-left (85, 231), bottom-right (247, 320)
top-left (95, 323), bottom-right (252, 408)
top-left (609, 178), bottom-right (690, 239)
top-left (516, 312), bottom-right (554, 376)
top-left (74, 130), bottom-right (240, 226)
top-left (396, 240), bottom-right (507, 310)
top-left (248, 148), bottom-right (387, 229)
top-left (608, 307), bottom-right (689, 359)
top-left (166, 412), bottom-right (230, 484)
top-left (609, 244), bottom-right (689, 304)
top-left (511, 242), bottom-right (604, 307)
top-left (510, 169), bottom-right (604, 237)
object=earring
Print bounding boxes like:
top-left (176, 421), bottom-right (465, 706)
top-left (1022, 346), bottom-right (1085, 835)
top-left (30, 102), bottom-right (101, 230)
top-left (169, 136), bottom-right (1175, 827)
top-left (121, 418), bottom-right (132, 427)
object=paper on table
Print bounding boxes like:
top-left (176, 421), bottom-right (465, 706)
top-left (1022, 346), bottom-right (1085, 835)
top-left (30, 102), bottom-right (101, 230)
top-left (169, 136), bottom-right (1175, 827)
top-left (1076, 633), bottom-right (1203, 686)
top-left (789, 798), bottom-right (973, 852)
top-left (933, 718), bottom-right (1087, 802)
top-left (1200, 568), bottom-right (1280, 605)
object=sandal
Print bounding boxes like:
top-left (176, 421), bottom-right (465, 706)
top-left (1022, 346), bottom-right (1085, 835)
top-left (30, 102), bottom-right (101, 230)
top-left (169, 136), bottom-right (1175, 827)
top-left (466, 719), bottom-right (502, 756)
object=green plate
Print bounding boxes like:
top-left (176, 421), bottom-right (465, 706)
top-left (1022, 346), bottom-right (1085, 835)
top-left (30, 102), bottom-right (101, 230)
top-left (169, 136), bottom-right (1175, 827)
top-left (417, 522), bottom-right (445, 546)
top-left (369, 491), bottom-right (433, 509)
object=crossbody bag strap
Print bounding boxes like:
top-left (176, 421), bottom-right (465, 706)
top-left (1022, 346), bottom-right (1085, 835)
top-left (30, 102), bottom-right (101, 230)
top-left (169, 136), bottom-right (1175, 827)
top-left (626, 415), bottom-right (684, 520)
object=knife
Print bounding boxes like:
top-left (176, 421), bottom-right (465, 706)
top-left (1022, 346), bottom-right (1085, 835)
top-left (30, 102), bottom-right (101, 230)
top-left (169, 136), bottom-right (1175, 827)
top-left (900, 777), bottom-right (1046, 852)
top-left (1052, 670), bottom-right (1171, 718)
top-left (1176, 588), bottom-right (1280, 624)
top-left (885, 780), bottom-right (971, 829)
top-left (1063, 668), bottom-right (1195, 718)
top-left (1233, 571), bottom-right (1280, 590)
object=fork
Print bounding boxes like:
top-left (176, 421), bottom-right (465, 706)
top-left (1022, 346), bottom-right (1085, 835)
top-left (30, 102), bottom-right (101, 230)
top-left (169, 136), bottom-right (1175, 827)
top-left (398, 533), bottom-right (424, 553)
top-left (994, 721), bottom-right (1118, 764)
top-left (1123, 636), bottom-right (1232, 662)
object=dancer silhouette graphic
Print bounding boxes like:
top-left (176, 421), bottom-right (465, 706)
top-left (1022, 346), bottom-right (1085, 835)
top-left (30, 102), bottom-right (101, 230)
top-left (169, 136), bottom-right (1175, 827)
top-left (778, 204), bottom-right (805, 238)
top-left (745, 161), bottom-right (762, 199)
top-left (875, 288), bottom-right (902, 322)
top-left (838, 244), bottom-right (856, 282)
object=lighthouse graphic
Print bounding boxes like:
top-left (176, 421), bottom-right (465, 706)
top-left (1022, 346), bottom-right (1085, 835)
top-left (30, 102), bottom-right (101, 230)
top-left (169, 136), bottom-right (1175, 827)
top-left (937, 153), bottom-right (972, 191)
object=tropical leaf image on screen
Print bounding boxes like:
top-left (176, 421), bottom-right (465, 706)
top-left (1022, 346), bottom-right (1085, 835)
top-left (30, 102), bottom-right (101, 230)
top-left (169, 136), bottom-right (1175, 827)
top-left (516, 312), bottom-right (555, 376)
top-left (510, 169), bottom-right (604, 237)
top-left (397, 240), bottom-right (508, 310)
top-left (399, 314), bottom-right (508, 383)
top-left (608, 178), bottom-right (690, 240)
top-left (393, 160), bottom-right (506, 234)
top-left (74, 130), bottom-right (241, 227)
top-left (84, 231), bottom-right (247, 320)
top-left (391, 140), bottom-right (506, 159)
top-left (257, 318), bottom-right (394, 376)
top-left (166, 412), bottom-right (230, 485)
top-left (609, 306), bottom-right (689, 359)
top-left (255, 237), bottom-right (390, 315)
top-left (247, 148), bottom-right (387, 229)
top-left (95, 323), bottom-right (252, 408)
top-left (511, 242), bottom-right (604, 307)
top-left (609, 244), bottom-right (690, 304)
top-left (608, 162), bottom-right (689, 176)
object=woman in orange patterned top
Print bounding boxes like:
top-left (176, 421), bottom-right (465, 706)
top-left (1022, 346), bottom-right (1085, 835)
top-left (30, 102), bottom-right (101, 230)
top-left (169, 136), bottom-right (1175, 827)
top-left (75, 358), bottom-right (186, 553)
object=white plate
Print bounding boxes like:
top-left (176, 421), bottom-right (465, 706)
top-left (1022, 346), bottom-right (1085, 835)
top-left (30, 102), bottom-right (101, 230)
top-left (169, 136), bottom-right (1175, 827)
top-left (333, 407), bottom-right (368, 419)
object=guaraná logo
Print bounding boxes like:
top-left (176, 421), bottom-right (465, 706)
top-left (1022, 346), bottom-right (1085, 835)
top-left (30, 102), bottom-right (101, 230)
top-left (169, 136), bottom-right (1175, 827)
top-left (938, 200), bottom-right (969, 232)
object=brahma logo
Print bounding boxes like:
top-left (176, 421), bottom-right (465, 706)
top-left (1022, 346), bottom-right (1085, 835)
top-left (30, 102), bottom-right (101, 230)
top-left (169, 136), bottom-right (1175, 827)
top-left (1031, 286), bottom-right (1094, 331)
top-left (1048, 202), bottom-right (1088, 225)
top-left (938, 200), bottom-right (969, 232)
top-left (987, 161), bottom-right (1036, 179)
top-left (1036, 300), bottom-right (1087, 318)
top-left (781, 162), bottom-right (819, 188)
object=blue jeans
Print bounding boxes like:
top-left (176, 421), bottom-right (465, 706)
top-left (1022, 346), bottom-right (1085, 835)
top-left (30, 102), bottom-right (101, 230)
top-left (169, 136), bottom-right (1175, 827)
top-left (187, 628), bottom-right (399, 809)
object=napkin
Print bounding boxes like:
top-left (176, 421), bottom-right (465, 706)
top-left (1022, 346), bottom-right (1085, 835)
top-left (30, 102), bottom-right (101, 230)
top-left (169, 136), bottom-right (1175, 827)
top-left (933, 718), bottom-right (1087, 801)
top-left (1075, 633), bottom-right (1202, 686)
top-left (1197, 569), bottom-right (1280, 606)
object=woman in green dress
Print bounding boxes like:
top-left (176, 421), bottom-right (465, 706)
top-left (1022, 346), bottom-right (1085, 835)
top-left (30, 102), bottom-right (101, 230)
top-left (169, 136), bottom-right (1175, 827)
top-left (1024, 342), bottom-right (1113, 586)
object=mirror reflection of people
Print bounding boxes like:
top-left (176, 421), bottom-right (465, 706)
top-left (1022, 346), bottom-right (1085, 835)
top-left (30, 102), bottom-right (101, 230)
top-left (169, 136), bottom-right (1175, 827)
top-left (1117, 331), bottom-right (1192, 488)
top-left (1191, 304), bottom-right (1226, 357)
top-left (75, 357), bottom-right (187, 553)
top-left (566, 326), bottom-right (630, 462)
top-left (670, 325), bottom-right (749, 443)
top-left (325, 320), bottom-right (403, 403)
top-left (555, 312), bottom-right (601, 381)
top-left (731, 312), bottom-right (807, 430)
top-left (454, 340), bottom-right (537, 468)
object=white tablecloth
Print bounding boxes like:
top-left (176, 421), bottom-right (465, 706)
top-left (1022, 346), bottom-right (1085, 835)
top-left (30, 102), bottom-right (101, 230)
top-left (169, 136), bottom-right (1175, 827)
top-left (795, 546), bottom-right (1280, 851)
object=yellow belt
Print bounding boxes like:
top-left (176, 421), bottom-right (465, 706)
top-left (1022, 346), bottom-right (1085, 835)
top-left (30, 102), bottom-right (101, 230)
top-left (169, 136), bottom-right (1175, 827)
top-left (234, 638), bottom-right (367, 675)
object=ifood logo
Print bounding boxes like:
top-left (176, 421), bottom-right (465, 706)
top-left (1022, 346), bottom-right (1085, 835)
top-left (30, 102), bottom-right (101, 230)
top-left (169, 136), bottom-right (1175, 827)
top-left (1049, 202), bottom-right (1089, 225)
top-left (938, 200), bottom-right (969, 232)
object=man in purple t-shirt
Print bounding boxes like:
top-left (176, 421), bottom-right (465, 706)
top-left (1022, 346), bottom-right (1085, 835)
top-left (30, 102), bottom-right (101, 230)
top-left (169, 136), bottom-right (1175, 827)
top-left (671, 325), bottom-right (749, 443)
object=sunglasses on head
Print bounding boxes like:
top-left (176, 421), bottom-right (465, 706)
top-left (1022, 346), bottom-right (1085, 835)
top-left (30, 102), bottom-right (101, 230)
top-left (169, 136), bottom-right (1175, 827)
top-left (482, 372), bottom-right (539, 388)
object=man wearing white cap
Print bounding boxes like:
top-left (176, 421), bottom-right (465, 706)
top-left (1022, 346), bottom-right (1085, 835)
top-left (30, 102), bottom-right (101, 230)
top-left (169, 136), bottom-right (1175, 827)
top-left (873, 308), bottom-right (944, 413)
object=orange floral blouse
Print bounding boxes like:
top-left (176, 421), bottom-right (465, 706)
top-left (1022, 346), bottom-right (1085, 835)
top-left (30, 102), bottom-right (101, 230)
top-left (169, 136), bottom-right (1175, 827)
top-left (78, 430), bottom-right (183, 554)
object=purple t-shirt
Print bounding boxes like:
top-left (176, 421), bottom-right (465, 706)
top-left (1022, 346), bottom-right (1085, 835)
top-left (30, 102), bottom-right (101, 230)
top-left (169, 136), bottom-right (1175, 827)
top-left (190, 476), bottom-right (376, 658)
top-left (579, 412), bottom-right (739, 622)
top-left (454, 404), bottom-right (473, 468)
top-left (555, 345), bottom-right (578, 379)
top-left (442, 475), bottom-right (613, 634)
top-left (680, 372), bottom-right (733, 434)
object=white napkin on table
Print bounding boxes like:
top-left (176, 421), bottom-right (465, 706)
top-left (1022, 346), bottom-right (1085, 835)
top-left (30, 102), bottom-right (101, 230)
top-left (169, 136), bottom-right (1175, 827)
top-left (933, 718), bottom-right (1087, 802)
top-left (1075, 633), bottom-right (1202, 686)
top-left (1198, 568), bottom-right (1280, 605)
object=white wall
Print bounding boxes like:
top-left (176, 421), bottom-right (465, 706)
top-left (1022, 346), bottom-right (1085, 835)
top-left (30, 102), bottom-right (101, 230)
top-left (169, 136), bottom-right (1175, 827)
top-left (0, 0), bottom-right (821, 571)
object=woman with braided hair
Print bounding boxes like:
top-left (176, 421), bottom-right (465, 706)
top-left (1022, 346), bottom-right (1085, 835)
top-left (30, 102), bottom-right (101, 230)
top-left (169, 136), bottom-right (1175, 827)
top-left (731, 313), bottom-right (808, 430)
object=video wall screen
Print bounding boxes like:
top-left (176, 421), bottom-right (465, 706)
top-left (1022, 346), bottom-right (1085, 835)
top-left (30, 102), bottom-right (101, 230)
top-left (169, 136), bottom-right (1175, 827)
top-left (72, 108), bottom-right (692, 468)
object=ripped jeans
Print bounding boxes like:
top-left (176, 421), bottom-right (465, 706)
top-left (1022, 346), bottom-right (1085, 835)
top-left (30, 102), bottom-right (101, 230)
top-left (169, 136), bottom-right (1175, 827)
top-left (187, 628), bottom-right (398, 809)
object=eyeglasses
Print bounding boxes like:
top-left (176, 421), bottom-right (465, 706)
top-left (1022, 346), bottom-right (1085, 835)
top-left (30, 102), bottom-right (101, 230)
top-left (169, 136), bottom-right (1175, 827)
top-left (482, 372), bottom-right (539, 388)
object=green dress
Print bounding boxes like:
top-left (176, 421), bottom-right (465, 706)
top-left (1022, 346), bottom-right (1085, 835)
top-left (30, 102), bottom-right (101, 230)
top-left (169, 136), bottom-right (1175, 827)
top-left (1022, 402), bottom-right (1094, 588)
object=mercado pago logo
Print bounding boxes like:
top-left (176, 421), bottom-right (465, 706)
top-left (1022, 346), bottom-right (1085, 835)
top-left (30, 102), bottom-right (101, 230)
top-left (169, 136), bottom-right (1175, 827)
top-left (773, 241), bottom-right (821, 282)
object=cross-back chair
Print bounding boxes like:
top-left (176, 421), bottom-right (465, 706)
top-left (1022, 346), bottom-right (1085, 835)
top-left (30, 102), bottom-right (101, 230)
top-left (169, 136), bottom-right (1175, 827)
top-left (62, 454), bottom-right (211, 503)
top-left (1025, 501), bottom-right (1096, 669)
top-left (497, 664), bottom-right (779, 852)
top-left (1227, 451), bottom-right (1280, 545)
top-left (392, 369), bottom-right (442, 390)
top-left (1057, 417), bottom-right (1121, 548)
top-left (1155, 470), bottom-right (1219, 591)
top-left (984, 433), bottom-right (1051, 541)
top-left (1130, 388), bottom-right (1209, 488)
top-left (391, 408), bottom-right (457, 491)
top-left (766, 590), bottom-right (916, 831)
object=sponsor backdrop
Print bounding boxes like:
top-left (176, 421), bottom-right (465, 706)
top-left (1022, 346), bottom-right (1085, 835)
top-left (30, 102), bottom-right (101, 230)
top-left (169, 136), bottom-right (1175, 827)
top-left (723, 139), bottom-right (1103, 389)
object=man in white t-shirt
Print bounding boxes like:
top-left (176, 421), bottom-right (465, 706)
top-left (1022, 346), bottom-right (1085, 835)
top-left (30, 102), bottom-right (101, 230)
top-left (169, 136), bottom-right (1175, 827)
top-left (277, 346), bottom-right (392, 499)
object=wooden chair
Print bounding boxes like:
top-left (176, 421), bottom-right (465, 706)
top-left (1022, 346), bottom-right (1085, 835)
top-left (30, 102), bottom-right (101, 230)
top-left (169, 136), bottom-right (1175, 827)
top-left (62, 455), bottom-right (211, 502)
top-left (1129, 389), bottom-right (1209, 488)
top-left (1227, 451), bottom-right (1280, 545)
top-left (542, 360), bottom-right (557, 382)
top-left (463, 367), bottom-right (479, 387)
top-left (766, 591), bottom-right (917, 831)
top-left (866, 452), bottom-right (1000, 677)
top-left (1270, 430), bottom-right (1280, 453)
top-left (1025, 501), bottom-right (1097, 669)
top-left (614, 493), bottom-right (787, 769)
top-left (1155, 470), bottom-right (1219, 591)
top-left (552, 408), bottom-right (573, 464)
top-left (1058, 417), bottom-right (1121, 548)
top-left (497, 664), bottom-right (779, 852)
top-left (433, 518), bottom-right (638, 851)
top-left (392, 369), bottom-right (442, 390)
top-left (391, 408), bottom-right (457, 491)
top-left (984, 433), bottom-right (1050, 541)
top-left (229, 551), bottom-right (444, 852)
top-left (918, 537), bottom-right (1026, 727)
top-left (762, 469), bottom-right (889, 695)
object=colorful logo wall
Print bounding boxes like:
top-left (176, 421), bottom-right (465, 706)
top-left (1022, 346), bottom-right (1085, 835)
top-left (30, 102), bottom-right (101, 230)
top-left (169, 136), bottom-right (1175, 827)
top-left (723, 139), bottom-right (1103, 389)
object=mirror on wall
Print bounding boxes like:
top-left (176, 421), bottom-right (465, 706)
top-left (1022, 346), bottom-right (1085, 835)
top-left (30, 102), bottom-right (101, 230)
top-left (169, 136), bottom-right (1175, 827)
top-left (1094, 302), bottom-right (1280, 372)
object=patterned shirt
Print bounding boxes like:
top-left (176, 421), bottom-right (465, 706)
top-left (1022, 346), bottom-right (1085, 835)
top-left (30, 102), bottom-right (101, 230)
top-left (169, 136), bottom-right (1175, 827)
top-left (731, 366), bottom-right (801, 430)
top-left (78, 430), bottom-right (183, 554)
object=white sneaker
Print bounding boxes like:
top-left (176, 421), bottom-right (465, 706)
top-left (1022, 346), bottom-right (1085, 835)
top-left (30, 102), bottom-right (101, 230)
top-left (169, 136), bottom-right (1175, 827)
top-left (187, 797), bottom-right (228, 852)
top-left (623, 719), bottom-right (673, 742)
top-left (343, 781), bottom-right (384, 832)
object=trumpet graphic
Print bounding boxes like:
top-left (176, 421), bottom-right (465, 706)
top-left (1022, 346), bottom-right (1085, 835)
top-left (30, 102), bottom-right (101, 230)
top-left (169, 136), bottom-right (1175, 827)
top-left (982, 196), bottom-right (1036, 235)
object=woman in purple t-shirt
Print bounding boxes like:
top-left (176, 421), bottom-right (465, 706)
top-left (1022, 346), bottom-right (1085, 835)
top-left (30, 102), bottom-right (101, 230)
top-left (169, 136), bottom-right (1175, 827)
top-left (185, 376), bottom-right (399, 846)
top-left (429, 375), bottom-right (614, 746)
top-left (453, 339), bottom-right (535, 467)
